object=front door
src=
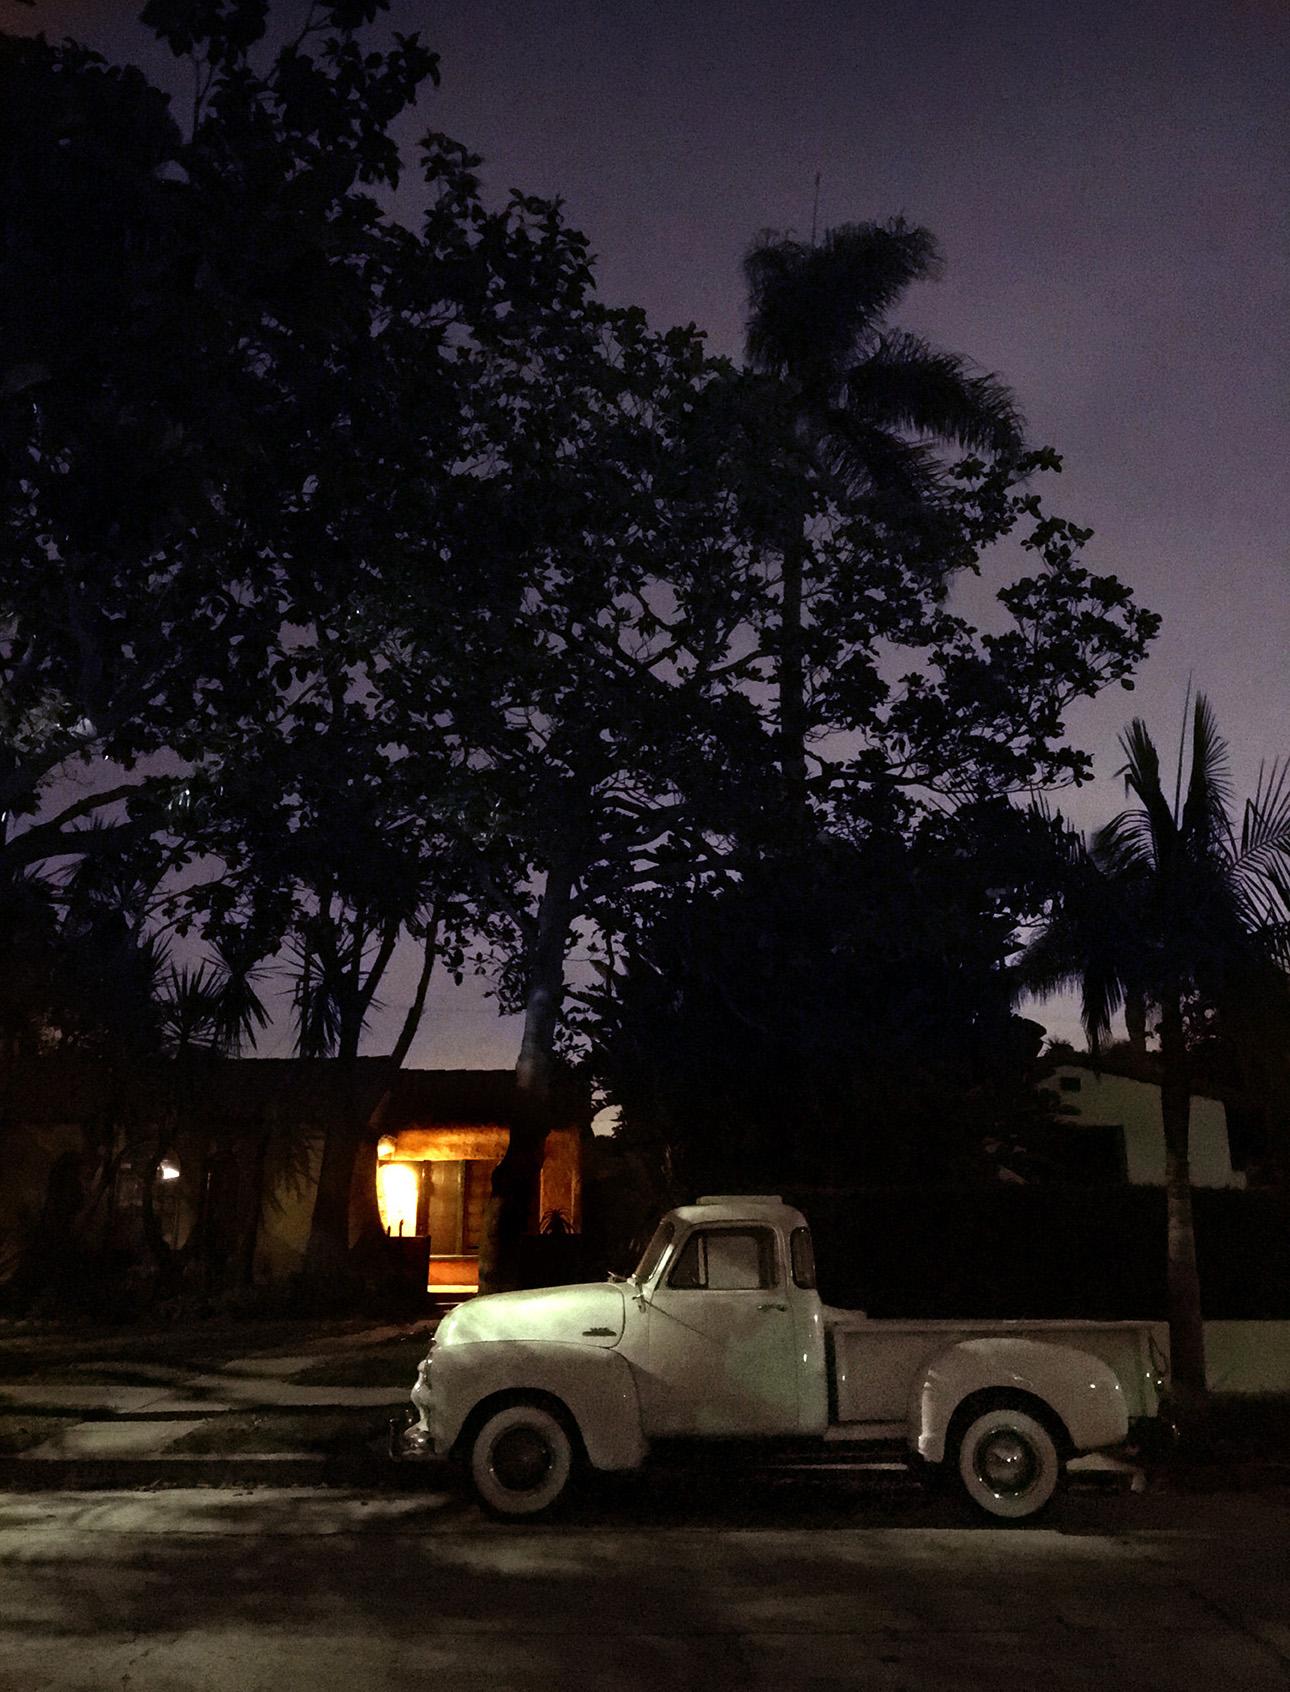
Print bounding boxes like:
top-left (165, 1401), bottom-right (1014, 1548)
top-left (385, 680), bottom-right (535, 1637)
top-left (639, 1224), bottom-right (799, 1437)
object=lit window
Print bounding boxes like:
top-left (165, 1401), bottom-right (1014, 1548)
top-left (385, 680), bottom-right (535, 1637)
top-left (377, 1162), bottom-right (419, 1237)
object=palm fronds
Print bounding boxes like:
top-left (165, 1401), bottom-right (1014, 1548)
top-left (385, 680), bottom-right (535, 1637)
top-left (1115, 718), bottom-right (1176, 868)
top-left (744, 219), bottom-right (942, 388)
top-left (1180, 693), bottom-right (1234, 853)
top-left (842, 331), bottom-right (1023, 455)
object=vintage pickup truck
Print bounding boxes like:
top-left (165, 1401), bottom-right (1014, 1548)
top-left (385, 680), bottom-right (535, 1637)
top-left (398, 1195), bottom-right (1164, 1520)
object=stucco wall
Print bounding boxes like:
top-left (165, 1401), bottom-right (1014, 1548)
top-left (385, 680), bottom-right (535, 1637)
top-left (1040, 1067), bottom-right (1244, 1188)
top-left (1152, 1322), bottom-right (1290, 1394)
top-left (253, 1133), bottom-right (323, 1281)
top-left (0, 1121), bottom-right (83, 1273)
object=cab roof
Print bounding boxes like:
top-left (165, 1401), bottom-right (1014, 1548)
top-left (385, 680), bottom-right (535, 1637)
top-left (668, 1195), bottom-right (807, 1229)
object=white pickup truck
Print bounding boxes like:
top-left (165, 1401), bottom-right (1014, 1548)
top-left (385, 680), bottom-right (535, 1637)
top-left (399, 1195), bottom-right (1164, 1521)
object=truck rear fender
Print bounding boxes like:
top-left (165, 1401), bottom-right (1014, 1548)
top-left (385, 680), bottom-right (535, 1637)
top-left (912, 1337), bottom-right (1130, 1464)
top-left (433, 1340), bottom-right (648, 1473)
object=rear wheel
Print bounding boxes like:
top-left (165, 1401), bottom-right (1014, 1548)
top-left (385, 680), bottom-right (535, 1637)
top-left (951, 1403), bottom-right (1063, 1521)
top-left (468, 1401), bottom-right (576, 1519)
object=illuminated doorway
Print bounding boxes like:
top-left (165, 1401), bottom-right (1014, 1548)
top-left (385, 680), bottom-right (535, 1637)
top-left (375, 1152), bottom-right (497, 1291)
top-left (376, 1160), bottom-right (419, 1238)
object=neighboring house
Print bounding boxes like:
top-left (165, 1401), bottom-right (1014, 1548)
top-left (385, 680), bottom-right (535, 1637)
top-left (0, 1057), bottom-right (586, 1297)
top-left (1036, 1052), bottom-right (1246, 1188)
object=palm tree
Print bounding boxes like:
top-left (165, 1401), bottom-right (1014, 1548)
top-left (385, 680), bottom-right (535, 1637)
top-left (1018, 694), bottom-right (1290, 1418)
top-left (742, 218), bottom-right (1024, 793)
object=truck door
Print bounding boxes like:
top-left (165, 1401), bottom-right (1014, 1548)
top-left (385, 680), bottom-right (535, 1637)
top-left (639, 1224), bottom-right (799, 1437)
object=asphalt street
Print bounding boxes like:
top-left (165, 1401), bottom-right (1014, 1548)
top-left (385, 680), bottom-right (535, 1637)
top-left (2, 1474), bottom-right (1289, 1691)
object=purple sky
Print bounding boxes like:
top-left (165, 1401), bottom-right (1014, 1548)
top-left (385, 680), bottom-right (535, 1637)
top-left (16, 0), bottom-right (1290, 1060)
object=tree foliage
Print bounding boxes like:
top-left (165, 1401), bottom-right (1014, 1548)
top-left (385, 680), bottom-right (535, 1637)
top-left (1, 4), bottom-right (1171, 1303)
top-left (586, 812), bottom-right (1060, 1198)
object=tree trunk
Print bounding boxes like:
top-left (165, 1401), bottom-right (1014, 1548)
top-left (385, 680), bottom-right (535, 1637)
top-left (303, 918), bottom-right (441, 1282)
top-left (1159, 987), bottom-right (1208, 1424)
top-left (477, 863), bottom-right (574, 1296)
top-left (240, 1119), bottom-right (271, 1288)
top-left (777, 532), bottom-right (809, 802)
top-left (303, 1025), bottom-right (371, 1283)
top-left (303, 1084), bottom-right (362, 1281)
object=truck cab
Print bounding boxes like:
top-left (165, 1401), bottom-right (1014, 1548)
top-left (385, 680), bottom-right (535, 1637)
top-left (615, 1196), bottom-right (828, 1438)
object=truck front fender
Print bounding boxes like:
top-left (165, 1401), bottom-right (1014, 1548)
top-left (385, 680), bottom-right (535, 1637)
top-left (431, 1340), bottom-right (648, 1473)
top-left (912, 1337), bottom-right (1129, 1464)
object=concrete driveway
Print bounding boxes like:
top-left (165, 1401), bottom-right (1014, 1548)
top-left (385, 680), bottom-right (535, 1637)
top-left (2, 1475), bottom-right (1289, 1690)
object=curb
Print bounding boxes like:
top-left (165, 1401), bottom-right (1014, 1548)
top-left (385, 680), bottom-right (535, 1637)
top-left (0, 1451), bottom-right (449, 1491)
top-left (0, 1401), bottom-right (407, 1421)
top-left (1153, 1461), bottom-right (1290, 1493)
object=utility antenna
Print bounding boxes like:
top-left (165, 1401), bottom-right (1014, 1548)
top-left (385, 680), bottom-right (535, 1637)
top-left (810, 171), bottom-right (822, 247)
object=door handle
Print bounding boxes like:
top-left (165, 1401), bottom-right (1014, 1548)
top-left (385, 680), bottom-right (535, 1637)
top-left (758, 1302), bottom-right (787, 1312)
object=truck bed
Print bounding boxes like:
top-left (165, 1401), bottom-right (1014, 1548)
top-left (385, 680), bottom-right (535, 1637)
top-left (824, 1310), bottom-right (1160, 1426)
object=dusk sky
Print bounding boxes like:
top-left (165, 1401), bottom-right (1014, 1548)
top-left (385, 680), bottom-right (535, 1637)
top-left (15, 0), bottom-right (1289, 1062)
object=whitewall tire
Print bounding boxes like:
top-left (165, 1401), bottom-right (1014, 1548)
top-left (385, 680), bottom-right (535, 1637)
top-left (952, 1404), bottom-right (1063, 1521)
top-left (469, 1402), bottom-right (576, 1519)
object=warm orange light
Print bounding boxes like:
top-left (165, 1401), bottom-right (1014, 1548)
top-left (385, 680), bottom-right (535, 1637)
top-left (376, 1135), bottom-right (396, 1161)
top-left (377, 1161), bottom-right (418, 1237)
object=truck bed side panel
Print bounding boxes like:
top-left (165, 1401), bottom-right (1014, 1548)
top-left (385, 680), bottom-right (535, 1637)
top-left (826, 1315), bottom-right (1158, 1426)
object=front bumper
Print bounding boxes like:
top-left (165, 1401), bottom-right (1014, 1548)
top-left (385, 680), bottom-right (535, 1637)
top-left (388, 1411), bottom-right (436, 1460)
top-left (389, 1354), bottom-right (440, 1461)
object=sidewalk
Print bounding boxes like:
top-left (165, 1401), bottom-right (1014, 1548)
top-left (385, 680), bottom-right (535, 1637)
top-left (0, 1322), bottom-right (437, 1488)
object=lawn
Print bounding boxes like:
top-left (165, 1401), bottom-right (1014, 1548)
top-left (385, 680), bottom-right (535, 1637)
top-left (167, 1410), bottom-right (396, 1457)
top-left (0, 1414), bottom-right (74, 1455)
top-left (0, 1317), bottom-right (411, 1384)
top-left (291, 1337), bottom-right (430, 1389)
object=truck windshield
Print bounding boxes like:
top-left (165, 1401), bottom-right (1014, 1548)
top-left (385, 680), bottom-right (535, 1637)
top-left (632, 1219), bottom-right (675, 1285)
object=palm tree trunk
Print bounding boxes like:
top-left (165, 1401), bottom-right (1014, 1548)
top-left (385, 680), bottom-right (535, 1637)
top-left (1159, 987), bottom-right (1208, 1422)
top-left (777, 532), bottom-right (810, 802)
top-left (477, 862), bottom-right (573, 1296)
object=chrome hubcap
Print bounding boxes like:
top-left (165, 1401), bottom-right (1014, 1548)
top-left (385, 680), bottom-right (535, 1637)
top-left (974, 1428), bottom-right (1038, 1497)
top-left (490, 1426), bottom-right (553, 1493)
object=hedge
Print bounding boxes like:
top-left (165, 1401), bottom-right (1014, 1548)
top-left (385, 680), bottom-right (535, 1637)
top-left (783, 1186), bottom-right (1290, 1320)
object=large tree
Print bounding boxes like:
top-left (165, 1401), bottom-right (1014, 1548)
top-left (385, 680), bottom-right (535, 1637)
top-left (382, 319), bottom-right (775, 1293)
top-left (1018, 694), bottom-right (1290, 1418)
top-left (1, 4), bottom-right (635, 1293)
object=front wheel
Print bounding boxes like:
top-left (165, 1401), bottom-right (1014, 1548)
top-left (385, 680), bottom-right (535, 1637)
top-left (951, 1404), bottom-right (1063, 1521)
top-left (469, 1401), bottom-right (577, 1519)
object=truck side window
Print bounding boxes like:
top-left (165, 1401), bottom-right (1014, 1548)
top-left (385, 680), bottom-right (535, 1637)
top-left (668, 1228), bottom-right (776, 1291)
top-left (790, 1227), bottom-right (816, 1289)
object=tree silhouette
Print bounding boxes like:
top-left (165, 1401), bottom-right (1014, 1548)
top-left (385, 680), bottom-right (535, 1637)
top-left (1019, 693), bottom-right (1290, 1416)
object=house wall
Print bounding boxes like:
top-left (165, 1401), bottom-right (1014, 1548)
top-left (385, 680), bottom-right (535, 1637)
top-left (0, 1121), bottom-right (83, 1274)
top-left (1039, 1067), bottom-right (1244, 1188)
top-left (254, 1132), bottom-right (323, 1281)
top-left (1152, 1322), bottom-right (1290, 1394)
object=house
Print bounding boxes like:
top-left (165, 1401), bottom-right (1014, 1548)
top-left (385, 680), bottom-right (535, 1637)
top-left (1036, 1051), bottom-right (1246, 1188)
top-left (0, 1056), bottom-right (587, 1299)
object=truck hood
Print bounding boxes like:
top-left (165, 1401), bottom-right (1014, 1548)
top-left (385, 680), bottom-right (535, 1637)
top-left (436, 1281), bottom-right (626, 1348)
